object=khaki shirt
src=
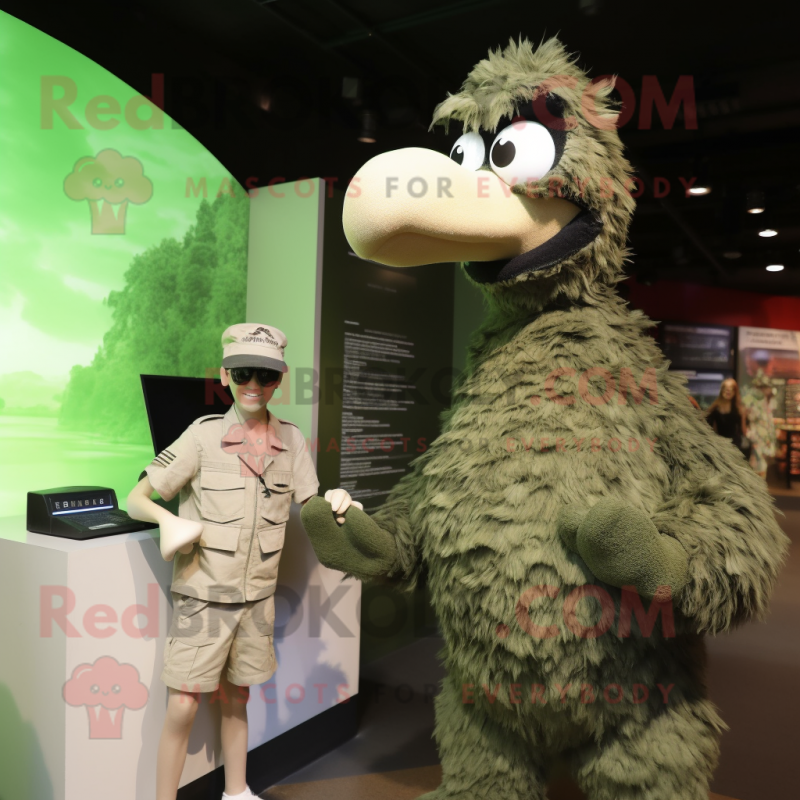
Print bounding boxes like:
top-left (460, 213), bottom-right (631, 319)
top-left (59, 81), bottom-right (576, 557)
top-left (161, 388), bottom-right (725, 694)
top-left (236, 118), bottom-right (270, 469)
top-left (145, 405), bottom-right (319, 602)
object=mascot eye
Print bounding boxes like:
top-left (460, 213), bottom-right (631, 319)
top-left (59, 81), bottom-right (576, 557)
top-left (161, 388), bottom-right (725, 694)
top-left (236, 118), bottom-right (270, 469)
top-left (489, 121), bottom-right (556, 185)
top-left (449, 132), bottom-right (485, 171)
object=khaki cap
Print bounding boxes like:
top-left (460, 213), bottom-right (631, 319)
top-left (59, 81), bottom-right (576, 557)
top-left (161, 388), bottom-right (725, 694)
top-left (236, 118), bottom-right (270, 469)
top-left (221, 323), bottom-right (288, 372)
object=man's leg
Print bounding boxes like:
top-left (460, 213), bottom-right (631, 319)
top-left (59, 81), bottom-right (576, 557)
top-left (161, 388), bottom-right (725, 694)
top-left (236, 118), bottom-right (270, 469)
top-left (156, 688), bottom-right (201, 800)
top-left (219, 671), bottom-right (250, 796)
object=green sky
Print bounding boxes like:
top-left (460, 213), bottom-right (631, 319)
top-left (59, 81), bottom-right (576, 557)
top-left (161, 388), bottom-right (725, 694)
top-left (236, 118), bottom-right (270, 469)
top-left (0, 10), bottom-right (240, 390)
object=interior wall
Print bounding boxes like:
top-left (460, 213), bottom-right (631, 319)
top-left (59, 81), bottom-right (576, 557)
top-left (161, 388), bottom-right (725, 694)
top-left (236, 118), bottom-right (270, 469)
top-left (627, 277), bottom-right (800, 330)
top-left (246, 179), bottom-right (361, 739)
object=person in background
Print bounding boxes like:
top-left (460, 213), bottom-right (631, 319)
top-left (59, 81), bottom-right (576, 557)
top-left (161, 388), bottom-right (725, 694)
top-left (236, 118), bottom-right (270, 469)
top-left (742, 372), bottom-right (777, 480)
top-left (706, 378), bottom-right (750, 460)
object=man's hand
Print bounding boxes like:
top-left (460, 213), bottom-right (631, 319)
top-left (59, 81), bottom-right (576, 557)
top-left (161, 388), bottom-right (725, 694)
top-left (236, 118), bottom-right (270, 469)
top-left (158, 515), bottom-right (202, 562)
top-left (301, 496), bottom-right (396, 579)
top-left (127, 475), bottom-right (201, 561)
top-left (324, 488), bottom-right (364, 525)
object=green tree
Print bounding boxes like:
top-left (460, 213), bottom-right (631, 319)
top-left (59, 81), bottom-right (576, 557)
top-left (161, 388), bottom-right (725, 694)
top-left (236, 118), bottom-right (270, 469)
top-left (59, 192), bottom-right (250, 443)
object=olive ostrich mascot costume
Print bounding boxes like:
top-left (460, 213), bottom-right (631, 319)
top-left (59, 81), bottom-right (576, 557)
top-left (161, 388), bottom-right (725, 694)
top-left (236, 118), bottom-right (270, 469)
top-left (303, 38), bottom-right (789, 799)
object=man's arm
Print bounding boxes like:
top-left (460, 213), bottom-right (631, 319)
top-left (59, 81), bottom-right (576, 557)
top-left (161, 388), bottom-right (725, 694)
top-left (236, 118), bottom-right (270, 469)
top-left (128, 475), bottom-right (178, 526)
top-left (128, 427), bottom-right (202, 561)
top-left (128, 476), bottom-right (202, 561)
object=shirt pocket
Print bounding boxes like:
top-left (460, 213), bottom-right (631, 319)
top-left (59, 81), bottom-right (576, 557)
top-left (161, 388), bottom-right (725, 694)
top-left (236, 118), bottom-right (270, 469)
top-left (246, 522), bottom-right (286, 598)
top-left (196, 522), bottom-right (242, 595)
top-left (200, 470), bottom-right (246, 523)
top-left (257, 523), bottom-right (285, 555)
top-left (259, 470), bottom-right (294, 523)
top-left (198, 522), bottom-right (240, 551)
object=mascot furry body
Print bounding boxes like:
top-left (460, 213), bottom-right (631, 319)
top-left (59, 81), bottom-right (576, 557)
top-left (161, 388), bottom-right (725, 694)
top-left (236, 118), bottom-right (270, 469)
top-left (302, 39), bottom-right (789, 799)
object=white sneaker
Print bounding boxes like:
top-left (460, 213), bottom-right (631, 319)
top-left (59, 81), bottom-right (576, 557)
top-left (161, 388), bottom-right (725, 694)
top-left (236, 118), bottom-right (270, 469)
top-left (221, 787), bottom-right (257, 799)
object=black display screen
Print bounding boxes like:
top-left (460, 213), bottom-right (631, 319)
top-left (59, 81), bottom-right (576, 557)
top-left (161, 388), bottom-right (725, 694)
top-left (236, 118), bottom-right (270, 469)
top-left (140, 374), bottom-right (234, 456)
top-left (661, 323), bottom-right (735, 370)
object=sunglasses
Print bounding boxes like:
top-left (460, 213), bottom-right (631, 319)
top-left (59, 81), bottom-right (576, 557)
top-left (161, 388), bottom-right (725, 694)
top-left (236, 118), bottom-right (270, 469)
top-left (228, 367), bottom-right (281, 387)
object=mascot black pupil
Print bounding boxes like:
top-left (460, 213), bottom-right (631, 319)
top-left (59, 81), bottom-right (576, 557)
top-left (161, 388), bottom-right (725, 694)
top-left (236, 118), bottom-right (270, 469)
top-left (491, 137), bottom-right (515, 169)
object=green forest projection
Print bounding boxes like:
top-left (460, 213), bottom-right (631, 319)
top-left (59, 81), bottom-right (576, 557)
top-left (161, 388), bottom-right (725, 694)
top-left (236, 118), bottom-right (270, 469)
top-left (59, 194), bottom-right (249, 444)
top-left (0, 11), bottom-right (251, 517)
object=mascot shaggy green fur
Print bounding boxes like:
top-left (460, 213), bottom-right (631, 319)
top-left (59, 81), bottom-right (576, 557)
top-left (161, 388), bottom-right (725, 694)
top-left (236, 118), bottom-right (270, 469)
top-left (302, 38), bottom-right (790, 799)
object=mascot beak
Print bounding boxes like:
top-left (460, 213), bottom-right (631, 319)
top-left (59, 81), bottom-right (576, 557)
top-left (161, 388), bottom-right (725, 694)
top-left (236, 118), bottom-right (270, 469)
top-left (343, 147), bottom-right (581, 268)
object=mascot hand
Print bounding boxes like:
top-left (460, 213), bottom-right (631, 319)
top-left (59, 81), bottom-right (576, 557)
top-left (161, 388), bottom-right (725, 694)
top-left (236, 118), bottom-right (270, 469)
top-left (557, 499), bottom-right (689, 601)
top-left (301, 495), bottom-right (397, 578)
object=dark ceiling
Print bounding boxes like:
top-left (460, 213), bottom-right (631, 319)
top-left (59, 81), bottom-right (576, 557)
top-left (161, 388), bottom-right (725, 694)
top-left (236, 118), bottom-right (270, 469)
top-left (6, 0), bottom-right (800, 295)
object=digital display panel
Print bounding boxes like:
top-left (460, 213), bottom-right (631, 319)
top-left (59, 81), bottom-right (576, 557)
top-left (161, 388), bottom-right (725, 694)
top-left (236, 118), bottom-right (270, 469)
top-left (661, 323), bottom-right (735, 370)
top-left (49, 491), bottom-right (113, 515)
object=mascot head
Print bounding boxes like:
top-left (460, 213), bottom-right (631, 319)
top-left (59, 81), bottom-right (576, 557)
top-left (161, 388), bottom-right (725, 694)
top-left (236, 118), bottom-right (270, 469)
top-left (343, 37), bottom-right (635, 313)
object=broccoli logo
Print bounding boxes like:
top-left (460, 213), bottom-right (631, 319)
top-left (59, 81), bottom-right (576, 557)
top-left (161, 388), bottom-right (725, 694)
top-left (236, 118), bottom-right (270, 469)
top-left (64, 149), bottom-right (153, 234)
top-left (63, 655), bottom-right (148, 739)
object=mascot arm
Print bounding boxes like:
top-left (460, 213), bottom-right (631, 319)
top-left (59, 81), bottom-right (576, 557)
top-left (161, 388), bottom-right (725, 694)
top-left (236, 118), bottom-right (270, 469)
top-left (557, 501), bottom-right (690, 605)
top-left (559, 418), bottom-right (789, 635)
top-left (301, 468), bottom-right (425, 589)
top-left (558, 485), bottom-right (786, 635)
top-left (648, 461), bottom-right (788, 635)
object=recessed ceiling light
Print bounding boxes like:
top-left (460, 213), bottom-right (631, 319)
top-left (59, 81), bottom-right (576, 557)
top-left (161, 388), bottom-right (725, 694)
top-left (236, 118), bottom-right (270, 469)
top-left (689, 186), bottom-right (711, 195)
top-left (746, 190), bottom-right (766, 214)
top-left (358, 110), bottom-right (377, 144)
top-left (766, 264), bottom-right (784, 272)
top-left (758, 228), bottom-right (778, 237)
top-left (722, 251), bottom-right (742, 259)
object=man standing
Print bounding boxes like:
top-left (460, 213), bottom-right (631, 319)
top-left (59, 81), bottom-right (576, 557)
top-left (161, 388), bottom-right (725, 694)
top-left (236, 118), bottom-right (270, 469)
top-left (128, 323), bottom-right (360, 800)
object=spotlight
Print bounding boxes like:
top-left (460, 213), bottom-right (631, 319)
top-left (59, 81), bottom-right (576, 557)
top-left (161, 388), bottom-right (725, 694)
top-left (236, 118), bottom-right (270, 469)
top-left (758, 228), bottom-right (778, 237)
top-left (746, 190), bottom-right (765, 214)
top-left (689, 159), bottom-right (712, 195)
top-left (358, 110), bottom-right (377, 143)
top-left (766, 264), bottom-right (784, 272)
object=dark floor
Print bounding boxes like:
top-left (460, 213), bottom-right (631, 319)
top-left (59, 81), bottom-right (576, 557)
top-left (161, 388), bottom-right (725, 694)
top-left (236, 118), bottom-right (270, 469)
top-left (705, 494), bottom-right (800, 800)
top-left (262, 494), bottom-right (798, 800)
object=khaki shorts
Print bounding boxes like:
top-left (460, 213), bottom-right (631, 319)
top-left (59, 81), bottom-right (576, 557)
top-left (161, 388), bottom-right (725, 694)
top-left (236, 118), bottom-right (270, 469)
top-left (161, 592), bottom-right (276, 693)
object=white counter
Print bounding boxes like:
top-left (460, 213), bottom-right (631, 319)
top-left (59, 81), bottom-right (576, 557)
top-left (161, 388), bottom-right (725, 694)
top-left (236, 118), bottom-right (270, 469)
top-left (0, 510), bottom-right (361, 800)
